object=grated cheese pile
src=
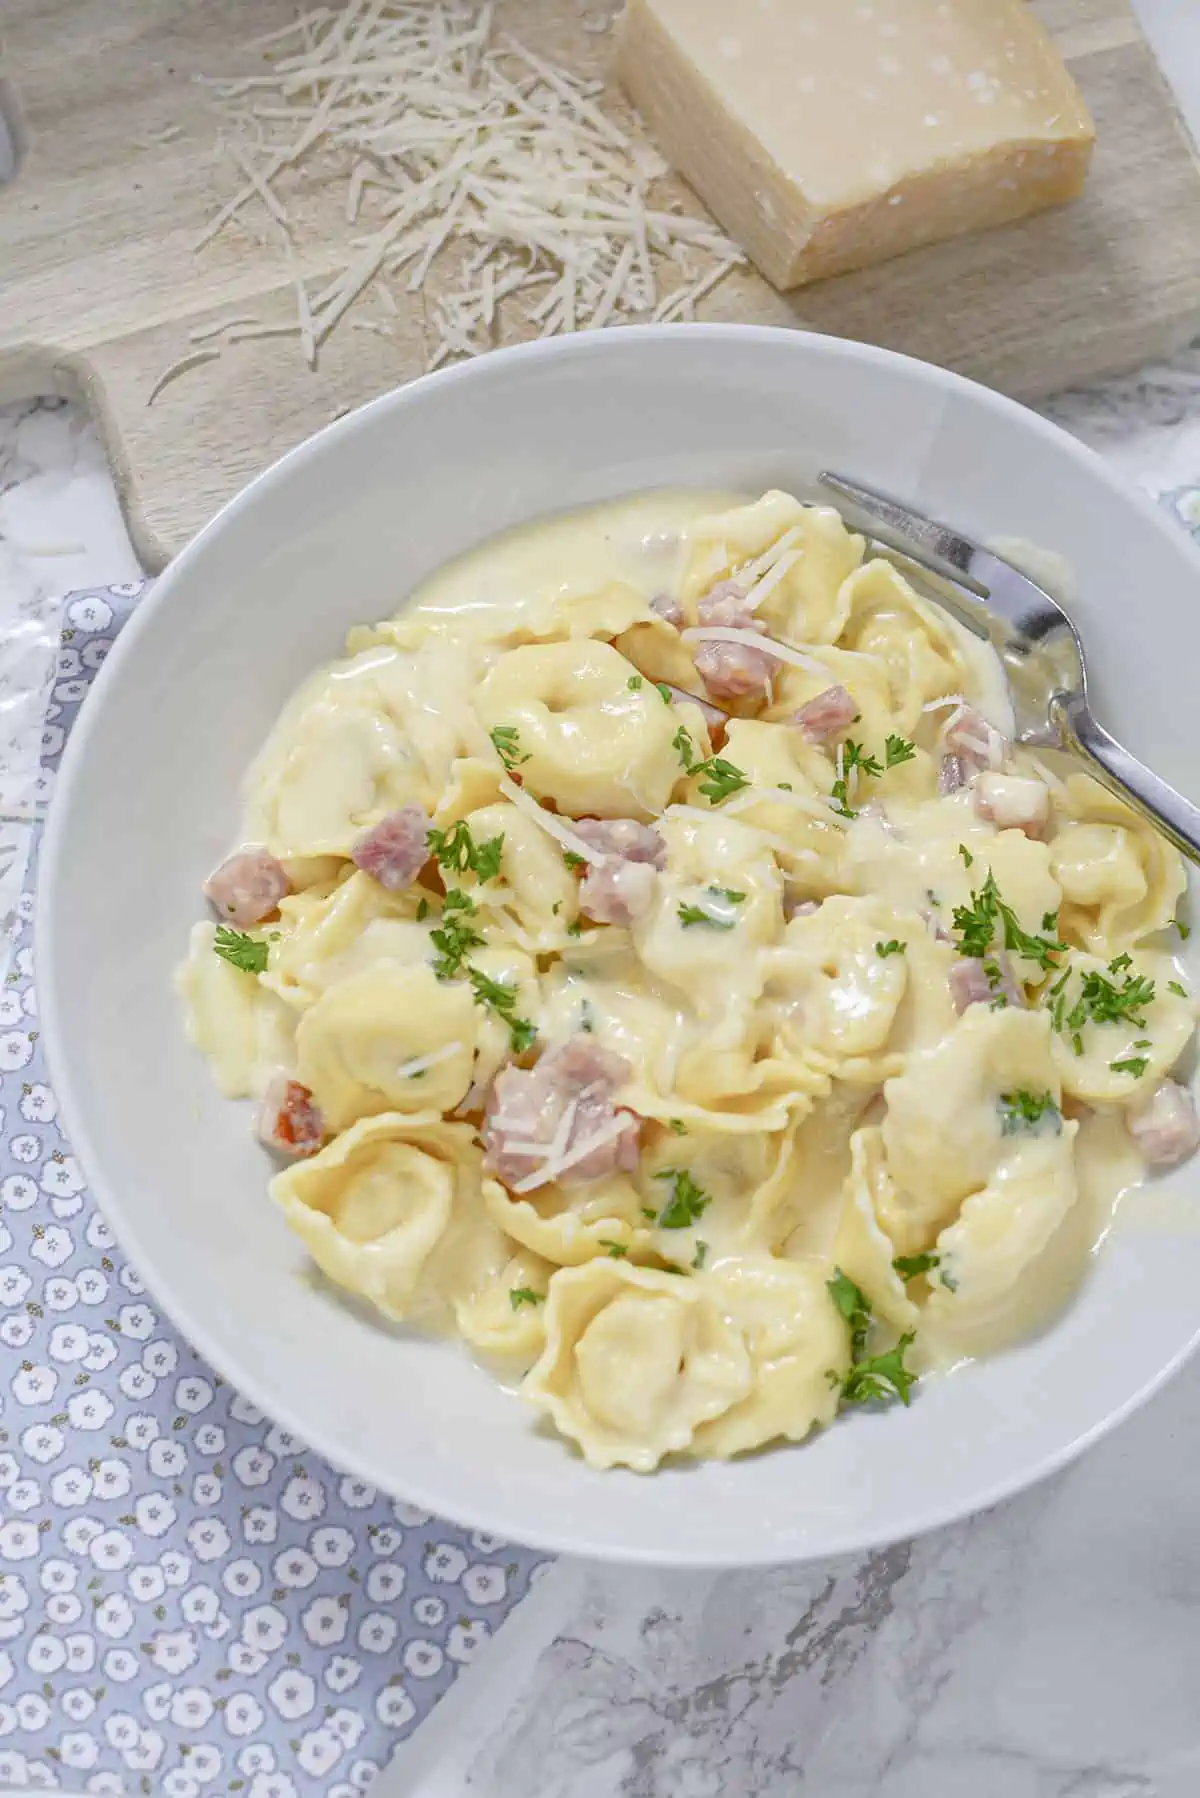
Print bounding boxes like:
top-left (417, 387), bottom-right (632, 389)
top-left (169, 0), bottom-right (743, 395)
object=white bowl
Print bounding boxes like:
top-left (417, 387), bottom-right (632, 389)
top-left (40, 326), bottom-right (1200, 1567)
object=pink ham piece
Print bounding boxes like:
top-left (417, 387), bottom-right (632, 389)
top-left (575, 817), bottom-right (666, 925)
top-left (483, 1037), bottom-right (642, 1190)
top-left (939, 755), bottom-right (968, 796)
top-left (950, 955), bottom-right (1023, 1014)
top-left (974, 773), bottom-right (1050, 839)
top-left (694, 638), bottom-right (779, 705)
top-left (351, 804), bottom-right (430, 890)
top-left (650, 593), bottom-right (684, 629)
top-left (257, 1075), bottom-right (324, 1158)
top-left (944, 706), bottom-right (1007, 776)
top-left (697, 581), bottom-right (754, 629)
top-left (793, 684), bottom-right (856, 746)
top-left (204, 848), bottom-right (289, 928)
top-left (1127, 1079), bottom-right (1200, 1168)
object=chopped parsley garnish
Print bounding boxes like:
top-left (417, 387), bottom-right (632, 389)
top-left (669, 1119), bottom-right (688, 1136)
top-left (692, 1240), bottom-right (708, 1270)
top-left (467, 968), bottom-right (537, 1053)
top-left (429, 890), bottom-right (484, 980)
top-left (579, 999), bottom-right (596, 1034)
top-left (1179, 921), bottom-right (1192, 940)
top-left (1050, 960), bottom-right (1156, 1039)
top-left (641, 1206), bottom-right (658, 1222)
top-left (490, 724), bottom-right (530, 770)
top-left (875, 939), bottom-right (905, 959)
top-left (842, 1336), bottom-right (919, 1408)
top-left (952, 870), bottom-right (1064, 972)
top-left (678, 887), bottom-right (746, 930)
top-left (998, 1089), bottom-right (1061, 1134)
top-left (673, 725), bottom-right (697, 772)
top-left (426, 820), bottom-right (504, 883)
top-left (652, 1168), bottom-right (711, 1229)
top-left (1169, 981), bottom-right (1188, 998)
top-left (958, 844), bottom-right (974, 869)
top-left (627, 675), bottom-right (643, 691)
top-left (884, 734), bottom-right (917, 769)
top-left (1110, 1056), bottom-right (1149, 1078)
top-left (599, 1240), bottom-right (629, 1259)
top-left (694, 756), bottom-right (750, 804)
top-left (509, 1288), bottom-right (543, 1311)
top-left (827, 1267), bottom-right (919, 1408)
top-left (830, 739), bottom-right (883, 818)
top-left (656, 682), bottom-right (672, 705)
top-left (416, 897), bottom-right (429, 921)
top-left (893, 1252), bottom-right (940, 1282)
top-left (566, 919), bottom-right (584, 938)
top-left (213, 927), bottom-right (269, 975)
top-left (562, 850), bottom-right (586, 870)
top-left (1042, 910), bottom-right (1059, 932)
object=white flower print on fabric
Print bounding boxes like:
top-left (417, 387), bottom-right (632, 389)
top-left (0, 584), bottom-right (546, 1796)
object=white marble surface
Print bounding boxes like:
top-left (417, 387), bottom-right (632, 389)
top-left (5, 364), bottom-right (1200, 1797)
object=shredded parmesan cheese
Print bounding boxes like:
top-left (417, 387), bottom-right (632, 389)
top-left (681, 626), bottom-right (828, 675)
top-left (720, 785), bottom-right (849, 829)
top-left (498, 773), bottom-right (607, 865)
top-left (511, 1110), bottom-right (631, 1192)
top-left (171, 1), bottom-right (743, 397)
top-left (395, 1042), bottom-right (464, 1080)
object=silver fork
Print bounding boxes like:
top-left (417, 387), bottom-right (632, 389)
top-left (819, 471), bottom-right (1200, 868)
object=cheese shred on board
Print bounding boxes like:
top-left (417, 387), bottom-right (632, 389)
top-left (178, 0), bottom-right (743, 390)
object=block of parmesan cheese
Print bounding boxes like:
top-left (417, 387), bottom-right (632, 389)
top-left (616, 0), bottom-right (1095, 291)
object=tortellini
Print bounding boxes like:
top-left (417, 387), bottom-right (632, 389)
top-left (183, 486), bottom-right (1198, 1477)
top-left (296, 963), bottom-right (477, 1129)
top-left (474, 640), bottom-right (682, 819)
top-left (274, 1112), bottom-right (481, 1320)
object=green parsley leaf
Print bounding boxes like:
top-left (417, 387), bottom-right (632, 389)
top-left (579, 999), bottom-right (596, 1035)
top-left (893, 1252), bottom-right (940, 1282)
top-left (652, 1169), bottom-right (711, 1229)
top-left (673, 725), bottom-right (698, 772)
top-left (509, 1288), bottom-right (543, 1311)
top-left (953, 870), bottom-right (1063, 972)
top-left (656, 682), bottom-right (672, 705)
top-left (1179, 921), bottom-right (1192, 940)
top-left (695, 755), bottom-right (750, 804)
top-left (416, 897), bottom-right (429, 921)
top-left (429, 890), bottom-right (485, 980)
top-left (692, 1240), bottom-right (708, 1270)
top-left (1055, 964), bottom-right (1156, 1038)
top-left (641, 1206), bottom-right (658, 1222)
top-left (599, 1240), bottom-right (628, 1259)
top-left (213, 927), bottom-right (269, 975)
top-left (826, 1268), bottom-right (871, 1359)
top-left (998, 1090), bottom-right (1061, 1134)
top-left (829, 739), bottom-right (883, 818)
top-left (1109, 953), bottom-right (1133, 974)
top-left (627, 674), bottom-right (644, 691)
top-left (1042, 910), bottom-right (1059, 932)
top-left (467, 968), bottom-right (537, 1053)
top-left (566, 919), bottom-right (584, 938)
top-left (1169, 980), bottom-right (1188, 998)
top-left (959, 844), bottom-right (974, 869)
top-left (779, 781), bottom-right (794, 791)
top-left (669, 1119), bottom-right (688, 1136)
top-left (884, 734), bottom-right (917, 769)
top-left (841, 1334), bottom-right (919, 1407)
top-left (490, 724), bottom-right (530, 771)
top-left (1110, 1056), bottom-right (1150, 1078)
top-left (677, 887), bottom-right (744, 930)
top-left (875, 940), bottom-right (905, 959)
top-left (562, 850), bottom-right (586, 870)
top-left (426, 820), bottom-right (505, 882)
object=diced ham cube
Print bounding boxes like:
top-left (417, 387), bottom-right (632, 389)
top-left (944, 706), bottom-right (1007, 775)
top-left (949, 955), bottom-right (1023, 1014)
top-left (697, 581), bottom-right (754, 629)
top-left (257, 1075), bottom-right (324, 1158)
top-left (483, 1037), bottom-right (642, 1191)
top-left (572, 819), bottom-right (667, 867)
top-left (1127, 1079), bottom-right (1200, 1168)
top-left (939, 754), bottom-right (968, 796)
top-left (650, 593), bottom-right (684, 629)
top-left (694, 638), bottom-right (779, 705)
top-left (579, 859), bottom-right (658, 926)
top-left (974, 774), bottom-right (1050, 839)
top-left (204, 848), bottom-right (290, 927)
top-left (793, 684), bottom-right (856, 746)
top-left (351, 804), bottom-right (430, 890)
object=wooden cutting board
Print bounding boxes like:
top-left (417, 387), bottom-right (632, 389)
top-left (2, 0), bottom-right (1200, 569)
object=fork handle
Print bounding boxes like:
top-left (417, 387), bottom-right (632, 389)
top-left (1051, 693), bottom-right (1200, 868)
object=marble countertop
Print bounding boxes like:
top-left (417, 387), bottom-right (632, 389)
top-left (5, 358), bottom-right (1200, 1796)
top-left (5, 6), bottom-right (1200, 1771)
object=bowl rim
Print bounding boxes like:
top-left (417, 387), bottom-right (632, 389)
top-left (36, 322), bottom-right (1200, 1566)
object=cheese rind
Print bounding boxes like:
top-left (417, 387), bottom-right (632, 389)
top-left (617, 0), bottom-right (1096, 292)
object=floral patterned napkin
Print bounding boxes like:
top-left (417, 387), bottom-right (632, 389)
top-left (0, 585), bottom-right (547, 1797)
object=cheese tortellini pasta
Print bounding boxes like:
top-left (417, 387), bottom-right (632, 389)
top-left (181, 489), bottom-right (1197, 1474)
